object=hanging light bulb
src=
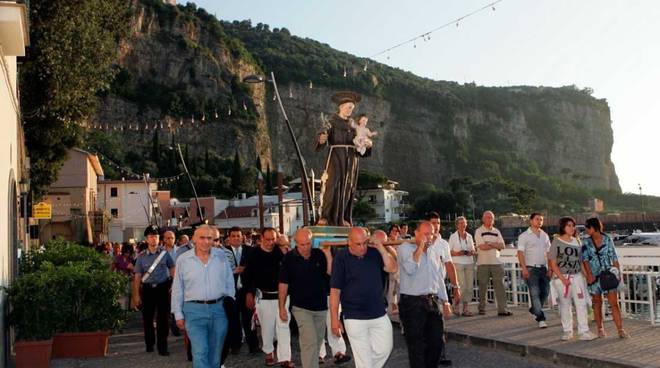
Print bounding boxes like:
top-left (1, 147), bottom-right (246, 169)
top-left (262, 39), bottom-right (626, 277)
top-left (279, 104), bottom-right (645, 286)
top-left (288, 86), bottom-right (293, 98)
top-left (363, 61), bottom-right (368, 72)
top-left (105, 123), bottom-right (109, 130)
top-left (228, 107), bottom-right (232, 116)
top-left (153, 123), bottom-right (157, 130)
top-left (179, 118), bottom-right (183, 126)
top-left (120, 125), bottom-right (124, 131)
top-left (343, 67), bottom-right (347, 78)
top-left (413, 40), bottom-right (417, 48)
top-left (243, 100), bottom-right (247, 111)
top-left (201, 112), bottom-right (206, 122)
top-left (214, 109), bottom-right (219, 119)
top-left (191, 114), bottom-right (195, 124)
top-left (144, 123), bottom-right (148, 130)
top-left (456, 21), bottom-right (459, 27)
top-left (309, 80), bottom-right (313, 89)
top-left (160, 122), bottom-right (163, 129)
top-left (492, 6), bottom-right (496, 11)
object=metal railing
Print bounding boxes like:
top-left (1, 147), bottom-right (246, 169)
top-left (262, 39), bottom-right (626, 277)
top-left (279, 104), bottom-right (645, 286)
top-left (473, 247), bottom-right (660, 326)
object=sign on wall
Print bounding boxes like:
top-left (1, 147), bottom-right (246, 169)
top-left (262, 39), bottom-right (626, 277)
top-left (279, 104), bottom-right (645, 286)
top-left (32, 202), bottom-right (52, 219)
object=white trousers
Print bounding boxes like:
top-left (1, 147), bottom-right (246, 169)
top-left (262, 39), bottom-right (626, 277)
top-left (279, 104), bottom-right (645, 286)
top-left (551, 273), bottom-right (589, 334)
top-left (319, 298), bottom-right (346, 358)
top-left (256, 297), bottom-right (291, 361)
top-left (343, 315), bottom-right (392, 368)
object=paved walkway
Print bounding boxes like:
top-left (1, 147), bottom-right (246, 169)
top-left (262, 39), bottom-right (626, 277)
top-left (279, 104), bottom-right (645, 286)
top-left (445, 305), bottom-right (660, 368)
top-left (48, 306), bottom-right (660, 368)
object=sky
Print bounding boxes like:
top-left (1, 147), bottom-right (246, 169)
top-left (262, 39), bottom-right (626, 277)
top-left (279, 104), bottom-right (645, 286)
top-left (194, 0), bottom-right (659, 196)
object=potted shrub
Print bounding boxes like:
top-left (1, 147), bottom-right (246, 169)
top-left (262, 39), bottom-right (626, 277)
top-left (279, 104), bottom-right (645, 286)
top-left (8, 270), bottom-right (57, 368)
top-left (19, 239), bottom-right (126, 358)
top-left (50, 263), bottom-right (126, 358)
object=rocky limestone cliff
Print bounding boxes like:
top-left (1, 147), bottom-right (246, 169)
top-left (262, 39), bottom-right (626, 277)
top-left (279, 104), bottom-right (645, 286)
top-left (94, 1), bottom-right (620, 197)
top-left (265, 83), bottom-right (620, 192)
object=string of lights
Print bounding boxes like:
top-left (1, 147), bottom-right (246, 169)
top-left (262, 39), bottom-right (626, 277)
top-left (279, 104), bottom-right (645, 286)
top-left (368, 0), bottom-right (504, 59)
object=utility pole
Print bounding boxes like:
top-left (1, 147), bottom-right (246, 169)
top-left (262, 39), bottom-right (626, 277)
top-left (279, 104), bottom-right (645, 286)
top-left (277, 165), bottom-right (284, 234)
top-left (258, 172), bottom-right (265, 231)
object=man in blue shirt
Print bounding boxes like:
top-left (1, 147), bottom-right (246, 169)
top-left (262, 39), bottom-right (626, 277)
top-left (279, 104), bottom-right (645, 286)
top-left (398, 221), bottom-right (452, 368)
top-left (131, 225), bottom-right (175, 356)
top-left (330, 227), bottom-right (398, 368)
top-left (171, 224), bottom-right (235, 368)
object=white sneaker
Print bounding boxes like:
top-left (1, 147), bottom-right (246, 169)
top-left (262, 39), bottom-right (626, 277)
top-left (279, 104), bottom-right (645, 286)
top-left (561, 331), bottom-right (573, 340)
top-left (539, 321), bottom-right (548, 328)
top-left (579, 331), bottom-right (598, 341)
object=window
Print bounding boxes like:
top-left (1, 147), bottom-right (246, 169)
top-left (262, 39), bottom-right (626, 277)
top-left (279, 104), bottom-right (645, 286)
top-left (110, 208), bottom-right (118, 218)
top-left (110, 187), bottom-right (118, 197)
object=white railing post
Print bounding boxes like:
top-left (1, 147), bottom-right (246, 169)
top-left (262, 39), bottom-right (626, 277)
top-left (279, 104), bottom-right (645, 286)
top-left (648, 274), bottom-right (656, 326)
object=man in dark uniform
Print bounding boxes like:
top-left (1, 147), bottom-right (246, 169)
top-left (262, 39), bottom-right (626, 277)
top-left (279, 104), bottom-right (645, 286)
top-left (316, 91), bottom-right (370, 226)
top-left (131, 225), bottom-right (175, 356)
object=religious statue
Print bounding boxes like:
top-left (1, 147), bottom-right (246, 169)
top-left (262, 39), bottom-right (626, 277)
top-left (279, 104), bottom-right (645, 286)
top-left (316, 91), bottom-right (372, 226)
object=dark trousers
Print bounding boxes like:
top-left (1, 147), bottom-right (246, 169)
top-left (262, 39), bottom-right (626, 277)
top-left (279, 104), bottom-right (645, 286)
top-left (221, 297), bottom-right (240, 364)
top-left (526, 266), bottom-right (550, 322)
top-left (140, 283), bottom-right (170, 353)
top-left (220, 289), bottom-right (258, 364)
top-left (399, 294), bottom-right (445, 368)
top-left (237, 289), bottom-right (259, 350)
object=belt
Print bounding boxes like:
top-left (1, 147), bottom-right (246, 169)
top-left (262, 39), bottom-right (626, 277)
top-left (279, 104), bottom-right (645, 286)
top-left (141, 281), bottom-right (169, 288)
top-left (188, 297), bottom-right (224, 305)
top-left (400, 294), bottom-right (438, 300)
top-left (527, 264), bottom-right (547, 268)
top-left (260, 290), bottom-right (278, 300)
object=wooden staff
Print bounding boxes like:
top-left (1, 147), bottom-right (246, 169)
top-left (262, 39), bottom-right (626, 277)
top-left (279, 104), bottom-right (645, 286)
top-left (319, 238), bottom-right (416, 249)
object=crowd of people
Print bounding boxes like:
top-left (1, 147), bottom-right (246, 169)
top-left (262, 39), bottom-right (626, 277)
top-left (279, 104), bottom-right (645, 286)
top-left (107, 210), bottom-right (628, 368)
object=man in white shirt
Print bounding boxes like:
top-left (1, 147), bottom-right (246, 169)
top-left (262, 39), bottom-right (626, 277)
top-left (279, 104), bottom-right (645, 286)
top-left (517, 213), bottom-right (552, 328)
top-left (475, 211), bottom-right (512, 316)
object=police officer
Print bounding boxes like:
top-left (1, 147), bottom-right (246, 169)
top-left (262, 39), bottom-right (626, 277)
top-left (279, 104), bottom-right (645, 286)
top-left (131, 225), bottom-right (175, 356)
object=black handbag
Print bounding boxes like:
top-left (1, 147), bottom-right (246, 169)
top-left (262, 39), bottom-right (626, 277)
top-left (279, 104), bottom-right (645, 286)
top-left (594, 243), bottom-right (619, 291)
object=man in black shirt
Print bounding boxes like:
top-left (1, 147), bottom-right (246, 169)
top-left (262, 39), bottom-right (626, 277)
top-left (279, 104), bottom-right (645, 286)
top-left (279, 228), bottom-right (332, 368)
top-left (243, 227), bottom-right (293, 367)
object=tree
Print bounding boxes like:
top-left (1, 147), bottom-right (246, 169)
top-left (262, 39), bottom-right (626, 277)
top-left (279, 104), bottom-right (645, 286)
top-left (231, 151), bottom-right (242, 192)
top-left (151, 129), bottom-right (160, 170)
top-left (21, 0), bottom-right (131, 196)
top-left (265, 165), bottom-right (273, 193)
top-left (352, 201), bottom-right (378, 225)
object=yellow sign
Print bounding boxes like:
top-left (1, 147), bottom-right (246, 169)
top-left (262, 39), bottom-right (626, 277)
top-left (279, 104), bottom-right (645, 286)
top-left (33, 202), bottom-right (52, 219)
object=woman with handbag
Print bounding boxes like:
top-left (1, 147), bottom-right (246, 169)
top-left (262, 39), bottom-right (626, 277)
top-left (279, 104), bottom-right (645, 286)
top-left (580, 217), bottom-right (628, 338)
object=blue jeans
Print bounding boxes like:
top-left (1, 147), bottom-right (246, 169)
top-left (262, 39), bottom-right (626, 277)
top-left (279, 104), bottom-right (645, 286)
top-left (526, 266), bottom-right (550, 322)
top-left (183, 301), bottom-right (228, 368)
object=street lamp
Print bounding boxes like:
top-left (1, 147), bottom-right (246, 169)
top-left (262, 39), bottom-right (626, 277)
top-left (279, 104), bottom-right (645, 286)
top-left (243, 71), bottom-right (315, 224)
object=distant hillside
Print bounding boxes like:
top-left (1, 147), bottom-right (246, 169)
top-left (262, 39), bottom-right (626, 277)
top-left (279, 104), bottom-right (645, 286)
top-left (84, 0), bottom-right (645, 215)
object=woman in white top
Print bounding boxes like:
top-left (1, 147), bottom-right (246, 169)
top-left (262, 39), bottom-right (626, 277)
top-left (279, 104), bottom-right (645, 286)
top-left (548, 217), bottom-right (597, 341)
top-left (448, 216), bottom-right (476, 316)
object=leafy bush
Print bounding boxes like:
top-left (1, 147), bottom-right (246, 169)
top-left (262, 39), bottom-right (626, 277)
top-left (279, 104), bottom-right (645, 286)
top-left (19, 237), bottom-right (111, 274)
top-left (45, 263), bottom-right (126, 333)
top-left (11, 239), bottom-right (125, 335)
top-left (7, 271), bottom-right (57, 341)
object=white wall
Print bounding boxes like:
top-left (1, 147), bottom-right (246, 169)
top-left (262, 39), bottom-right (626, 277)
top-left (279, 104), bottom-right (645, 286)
top-left (0, 47), bottom-right (21, 368)
top-left (98, 182), bottom-right (158, 242)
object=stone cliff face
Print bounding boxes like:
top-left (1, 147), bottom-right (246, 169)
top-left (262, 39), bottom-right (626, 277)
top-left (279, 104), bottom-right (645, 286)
top-left (96, 1), bottom-right (272, 168)
top-left (266, 84), bottom-right (620, 192)
top-left (96, 2), bottom-right (620, 194)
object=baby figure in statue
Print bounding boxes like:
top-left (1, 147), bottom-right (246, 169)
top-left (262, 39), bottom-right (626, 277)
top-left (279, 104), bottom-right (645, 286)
top-left (352, 114), bottom-right (377, 155)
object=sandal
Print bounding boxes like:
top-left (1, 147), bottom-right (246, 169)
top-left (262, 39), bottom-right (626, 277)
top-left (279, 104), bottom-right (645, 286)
top-left (597, 327), bottom-right (606, 338)
top-left (618, 329), bottom-right (630, 338)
